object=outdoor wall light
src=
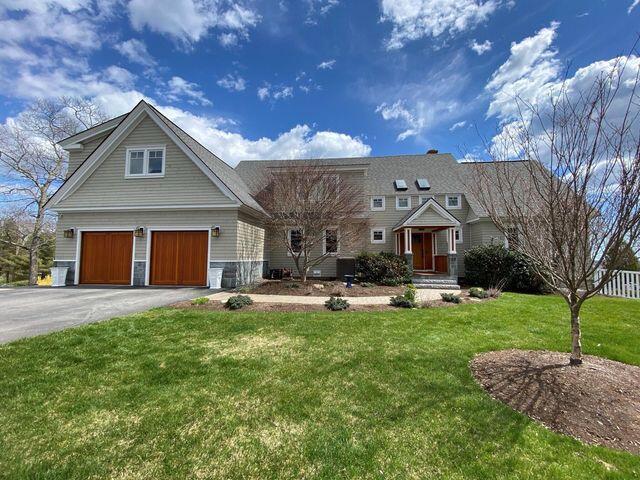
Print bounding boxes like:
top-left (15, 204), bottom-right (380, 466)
top-left (134, 227), bottom-right (145, 237)
top-left (63, 228), bottom-right (74, 239)
top-left (211, 225), bottom-right (221, 238)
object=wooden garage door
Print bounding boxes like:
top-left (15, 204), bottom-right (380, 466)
top-left (80, 232), bottom-right (133, 285)
top-left (150, 231), bottom-right (208, 286)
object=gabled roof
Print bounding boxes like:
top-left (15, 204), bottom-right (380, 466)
top-left (235, 153), bottom-right (466, 196)
top-left (46, 101), bottom-right (266, 215)
top-left (58, 114), bottom-right (127, 148)
top-left (393, 197), bottom-right (460, 230)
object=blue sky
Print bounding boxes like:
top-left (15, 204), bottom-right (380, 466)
top-left (0, 0), bottom-right (639, 165)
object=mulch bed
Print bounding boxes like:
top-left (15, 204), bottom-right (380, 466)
top-left (471, 349), bottom-right (640, 455)
top-left (170, 301), bottom-right (395, 312)
top-left (242, 280), bottom-right (405, 297)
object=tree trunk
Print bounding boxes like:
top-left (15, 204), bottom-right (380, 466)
top-left (300, 267), bottom-right (307, 283)
top-left (569, 303), bottom-right (583, 365)
top-left (28, 203), bottom-right (45, 286)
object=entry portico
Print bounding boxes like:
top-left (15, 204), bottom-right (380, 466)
top-left (393, 198), bottom-right (460, 278)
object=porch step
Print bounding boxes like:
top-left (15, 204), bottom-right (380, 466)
top-left (411, 276), bottom-right (460, 290)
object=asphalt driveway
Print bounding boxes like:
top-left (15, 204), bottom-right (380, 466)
top-left (0, 287), bottom-right (210, 344)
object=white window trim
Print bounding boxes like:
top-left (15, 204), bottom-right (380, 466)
top-left (322, 228), bottom-right (339, 255)
top-left (445, 194), bottom-right (462, 210)
top-left (395, 195), bottom-right (411, 210)
top-left (455, 227), bottom-right (463, 244)
top-left (371, 228), bottom-right (386, 244)
top-left (125, 145), bottom-right (166, 178)
top-left (287, 228), bottom-right (304, 256)
top-left (371, 196), bottom-right (386, 211)
top-left (419, 195), bottom-right (432, 206)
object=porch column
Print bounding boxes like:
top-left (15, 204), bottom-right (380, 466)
top-left (404, 227), bottom-right (412, 253)
top-left (403, 228), bottom-right (413, 276)
top-left (447, 227), bottom-right (458, 279)
top-left (447, 227), bottom-right (457, 254)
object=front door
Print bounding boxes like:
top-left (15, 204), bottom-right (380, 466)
top-left (412, 232), bottom-right (433, 271)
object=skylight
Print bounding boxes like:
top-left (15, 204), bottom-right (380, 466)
top-left (394, 179), bottom-right (407, 190)
top-left (417, 178), bottom-right (430, 190)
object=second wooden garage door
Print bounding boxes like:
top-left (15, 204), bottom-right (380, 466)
top-left (150, 231), bottom-right (208, 286)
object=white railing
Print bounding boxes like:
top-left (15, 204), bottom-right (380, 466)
top-left (595, 269), bottom-right (640, 299)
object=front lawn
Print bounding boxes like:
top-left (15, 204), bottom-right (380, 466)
top-left (1, 294), bottom-right (638, 478)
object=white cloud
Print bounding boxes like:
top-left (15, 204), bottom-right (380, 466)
top-left (629, 0), bottom-right (639, 13)
top-left (380, 0), bottom-right (503, 50)
top-left (257, 84), bottom-right (294, 102)
top-left (104, 66), bottom-right (137, 88)
top-left (128, 0), bottom-right (260, 47)
top-left (485, 22), bottom-right (640, 160)
top-left (317, 59), bottom-right (336, 70)
top-left (166, 76), bottom-right (212, 106)
top-left (373, 52), bottom-right (472, 141)
top-left (0, 1), bottom-right (102, 51)
top-left (469, 39), bottom-right (492, 55)
top-left (449, 120), bottom-right (467, 131)
top-left (115, 39), bottom-right (156, 67)
top-left (217, 74), bottom-right (246, 92)
top-left (376, 101), bottom-right (421, 141)
top-left (305, 0), bottom-right (340, 24)
top-left (486, 21), bottom-right (561, 120)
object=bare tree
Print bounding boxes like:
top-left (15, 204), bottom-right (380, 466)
top-left (470, 58), bottom-right (640, 365)
top-left (256, 164), bottom-right (369, 282)
top-left (0, 97), bottom-right (106, 285)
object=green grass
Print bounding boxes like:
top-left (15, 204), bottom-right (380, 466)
top-left (0, 294), bottom-right (638, 479)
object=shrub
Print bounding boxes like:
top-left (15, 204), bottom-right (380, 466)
top-left (464, 245), bottom-right (547, 294)
top-left (356, 252), bottom-right (410, 284)
top-left (390, 284), bottom-right (418, 308)
top-left (360, 282), bottom-right (375, 288)
top-left (225, 294), bottom-right (253, 310)
top-left (325, 296), bottom-right (349, 311)
top-left (468, 287), bottom-right (488, 299)
top-left (285, 282), bottom-right (300, 289)
top-left (441, 292), bottom-right (461, 304)
top-left (486, 287), bottom-right (502, 298)
top-left (191, 297), bottom-right (210, 305)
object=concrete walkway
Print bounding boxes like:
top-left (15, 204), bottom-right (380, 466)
top-left (207, 288), bottom-right (459, 305)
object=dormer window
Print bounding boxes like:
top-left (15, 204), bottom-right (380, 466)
top-left (126, 146), bottom-right (165, 178)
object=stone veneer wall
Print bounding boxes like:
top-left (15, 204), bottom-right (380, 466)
top-left (53, 260), bottom-right (76, 285)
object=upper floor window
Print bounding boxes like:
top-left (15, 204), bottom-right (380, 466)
top-left (419, 195), bottom-right (432, 205)
top-left (125, 146), bottom-right (165, 178)
top-left (371, 196), bottom-right (385, 211)
top-left (445, 194), bottom-right (461, 209)
top-left (396, 196), bottom-right (411, 210)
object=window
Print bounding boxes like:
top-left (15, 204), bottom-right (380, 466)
top-left (445, 194), bottom-right (461, 209)
top-left (324, 229), bottom-right (338, 254)
top-left (394, 179), bottom-right (407, 190)
top-left (371, 196), bottom-right (385, 211)
top-left (417, 178), bottom-right (430, 190)
top-left (396, 196), bottom-right (411, 210)
top-left (455, 227), bottom-right (463, 244)
top-left (419, 195), bottom-right (431, 205)
top-left (288, 229), bottom-right (303, 254)
top-left (371, 228), bottom-right (385, 244)
top-left (125, 146), bottom-right (165, 177)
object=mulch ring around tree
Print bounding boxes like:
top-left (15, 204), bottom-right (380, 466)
top-left (470, 349), bottom-right (640, 455)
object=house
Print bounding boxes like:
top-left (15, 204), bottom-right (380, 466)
top-left (47, 100), bottom-right (509, 288)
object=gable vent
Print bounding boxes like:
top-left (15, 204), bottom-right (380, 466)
top-left (416, 178), bottom-right (430, 190)
top-left (394, 179), bottom-right (408, 190)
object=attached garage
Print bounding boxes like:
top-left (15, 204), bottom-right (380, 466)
top-left (149, 230), bottom-right (209, 286)
top-left (79, 231), bottom-right (133, 285)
